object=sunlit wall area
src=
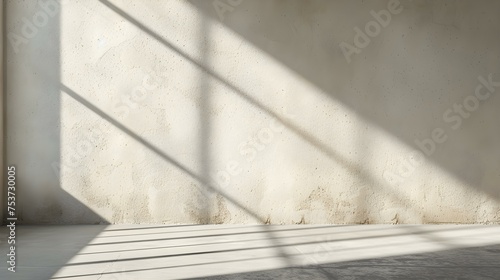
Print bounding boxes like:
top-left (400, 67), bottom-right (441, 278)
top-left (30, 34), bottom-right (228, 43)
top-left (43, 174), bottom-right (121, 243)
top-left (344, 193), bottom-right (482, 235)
top-left (5, 0), bottom-right (500, 224)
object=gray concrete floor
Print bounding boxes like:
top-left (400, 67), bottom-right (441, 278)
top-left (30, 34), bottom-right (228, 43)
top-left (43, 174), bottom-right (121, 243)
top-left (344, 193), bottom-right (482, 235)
top-left (0, 225), bottom-right (499, 279)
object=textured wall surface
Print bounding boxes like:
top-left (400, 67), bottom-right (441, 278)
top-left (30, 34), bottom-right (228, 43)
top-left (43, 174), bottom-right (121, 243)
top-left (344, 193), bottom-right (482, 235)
top-left (5, 0), bottom-right (500, 224)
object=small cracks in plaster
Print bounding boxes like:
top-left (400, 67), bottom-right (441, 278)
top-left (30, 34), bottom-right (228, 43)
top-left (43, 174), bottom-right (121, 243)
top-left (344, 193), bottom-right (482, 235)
top-left (295, 216), bottom-right (306, 224)
top-left (360, 218), bottom-right (370, 224)
top-left (391, 213), bottom-right (400, 224)
top-left (264, 216), bottom-right (271, 224)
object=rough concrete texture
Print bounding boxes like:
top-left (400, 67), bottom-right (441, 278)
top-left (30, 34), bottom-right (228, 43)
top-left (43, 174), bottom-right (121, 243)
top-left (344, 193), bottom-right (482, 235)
top-left (5, 0), bottom-right (500, 224)
top-left (0, 225), bottom-right (499, 279)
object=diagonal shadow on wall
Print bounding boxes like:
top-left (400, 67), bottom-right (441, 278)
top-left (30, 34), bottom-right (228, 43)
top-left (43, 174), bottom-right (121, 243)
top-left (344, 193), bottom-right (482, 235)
top-left (97, 0), bottom-right (437, 223)
top-left (185, 0), bottom-right (500, 204)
